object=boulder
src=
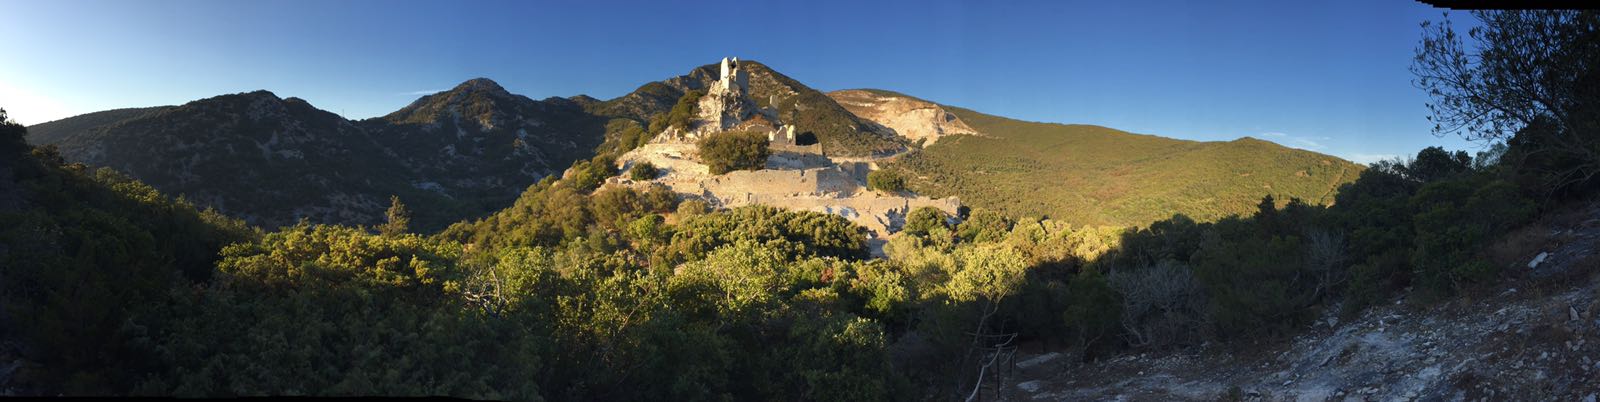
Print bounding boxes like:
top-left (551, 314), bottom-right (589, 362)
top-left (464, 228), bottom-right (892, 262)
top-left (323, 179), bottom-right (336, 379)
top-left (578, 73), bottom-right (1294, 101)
top-left (1528, 252), bottom-right (1549, 269)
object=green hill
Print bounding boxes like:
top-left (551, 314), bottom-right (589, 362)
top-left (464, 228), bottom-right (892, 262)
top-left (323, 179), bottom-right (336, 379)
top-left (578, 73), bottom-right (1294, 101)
top-left (860, 89), bottom-right (1362, 227)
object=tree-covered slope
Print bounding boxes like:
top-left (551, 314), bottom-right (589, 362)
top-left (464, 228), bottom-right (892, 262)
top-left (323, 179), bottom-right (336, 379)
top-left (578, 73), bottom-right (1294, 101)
top-left (360, 78), bottom-right (608, 227)
top-left (25, 106), bottom-right (171, 145)
top-left (26, 79), bottom-right (607, 232)
top-left (858, 89), bottom-right (1362, 226)
top-left (27, 90), bottom-right (420, 229)
top-left (0, 110), bottom-right (256, 393)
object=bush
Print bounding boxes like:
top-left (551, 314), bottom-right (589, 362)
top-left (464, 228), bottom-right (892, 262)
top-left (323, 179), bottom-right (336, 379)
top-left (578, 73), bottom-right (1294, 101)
top-left (677, 199), bottom-right (710, 217)
top-left (1409, 176), bottom-right (1535, 296)
top-left (698, 130), bottom-right (770, 175)
top-left (566, 157), bottom-right (615, 192)
top-left (648, 90), bottom-right (705, 134)
top-left (630, 161), bottom-right (659, 181)
top-left (1107, 259), bottom-right (1205, 348)
top-left (955, 208), bottom-right (1011, 243)
top-left (866, 169), bottom-right (906, 192)
top-left (901, 206), bottom-right (950, 237)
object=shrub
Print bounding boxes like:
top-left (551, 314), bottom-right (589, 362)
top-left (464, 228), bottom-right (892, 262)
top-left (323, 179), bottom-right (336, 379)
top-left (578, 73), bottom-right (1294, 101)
top-left (640, 183), bottom-right (679, 213)
top-left (1409, 176), bottom-right (1536, 296)
top-left (698, 130), bottom-right (770, 175)
top-left (677, 199), bottom-right (710, 217)
top-left (566, 157), bottom-right (614, 192)
top-left (901, 206), bottom-right (950, 237)
top-left (955, 208), bottom-right (1011, 243)
top-left (648, 90), bottom-right (705, 134)
top-left (630, 161), bottom-right (660, 181)
top-left (866, 169), bottom-right (906, 192)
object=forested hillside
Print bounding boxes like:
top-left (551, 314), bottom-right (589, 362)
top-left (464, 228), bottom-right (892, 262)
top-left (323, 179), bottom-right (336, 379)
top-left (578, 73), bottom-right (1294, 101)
top-left (3, 10), bottom-right (1597, 399)
top-left (864, 89), bottom-right (1362, 227)
top-left (25, 79), bottom-right (606, 232)
top-left (1, 100), bottom-right (1572, 399)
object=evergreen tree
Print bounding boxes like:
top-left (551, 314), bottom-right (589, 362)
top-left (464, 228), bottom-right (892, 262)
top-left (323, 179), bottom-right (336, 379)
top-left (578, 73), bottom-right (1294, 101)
top-left (379, 195), bottom-right (411, 236)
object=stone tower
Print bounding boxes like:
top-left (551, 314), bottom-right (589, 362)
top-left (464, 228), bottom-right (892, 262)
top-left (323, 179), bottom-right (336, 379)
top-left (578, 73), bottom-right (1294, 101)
top-left (716, 57), bottom-right (749, 95)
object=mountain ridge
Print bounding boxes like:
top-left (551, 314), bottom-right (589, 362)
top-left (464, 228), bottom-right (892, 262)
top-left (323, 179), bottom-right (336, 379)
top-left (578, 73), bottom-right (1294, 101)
top-left (29, 63), bottom-right (1363, 232)
top-left (26, 78), bottom-right (605, 231)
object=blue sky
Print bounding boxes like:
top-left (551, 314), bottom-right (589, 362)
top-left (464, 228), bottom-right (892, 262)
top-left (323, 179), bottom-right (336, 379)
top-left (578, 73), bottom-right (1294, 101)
top-left (1, 0), bottom-right (1481, 163)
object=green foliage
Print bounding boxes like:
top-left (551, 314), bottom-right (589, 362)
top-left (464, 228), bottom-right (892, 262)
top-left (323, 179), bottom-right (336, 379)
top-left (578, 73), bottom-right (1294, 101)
top-left (148, 225), bottom-right (541, 399)
top-left (32, 89), bottom-right (608, 233)
top-left (670, 239), bottom-right (789, 317)
top-left (1409, 176), bottom-right (1535, 296)
top-left (662, 205), bottom-right (868, 264)
top-left (1414, 11), bottom-right (1600, 197)
top-left (956, 208), bottom-right (1012, 243)
top-left (2, 96), bottom-right (1568, 398)
top-left (1191, 218), bottom-right (1318, 339)
top-left (697, 130), bottom-right (770, 175)
top-left (565, 156), bottom-right (615, 193)
top-left (1, 108), bottom-right (27, 154)
top-left (0, 122), bottom-right (254, 393)
top-left (377, 195), bottom-right (411, 237)
top-left (1061, 269), bottom-right (1121, 349)
top-left (595, 118), bottom-right (653, 160)
top-left (676, 199), bottom-right (710, 217)
top-left (629, 161), bottom-right (659, 181)
top-left (943, 244), bottom-right (1028, 303)
top-left (867, 169), bottom-right (907, 192)
top-left (902, 206), bottom-right (951, 237)
top-left (214, 223), bottom-right (463, 291)
top-left (589, 186), bottom-right (647, 231)
top-left (879, 93), bottom-right (1363, 228)
top-left (648, 90), bottom-right (704, 134)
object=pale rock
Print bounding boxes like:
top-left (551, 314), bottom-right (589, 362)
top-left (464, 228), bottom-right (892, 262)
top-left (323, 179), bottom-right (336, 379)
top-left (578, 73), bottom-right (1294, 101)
top-left (1015, 352), bottom-right (1062, 370)
top-left (1527, 252), bottom-right (1549, 269)
top-left (1016, 380), bottom-right (1044, 393)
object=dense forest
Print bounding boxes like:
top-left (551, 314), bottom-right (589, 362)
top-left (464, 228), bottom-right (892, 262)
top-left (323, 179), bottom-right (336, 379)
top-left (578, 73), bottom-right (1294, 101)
top-left (0, 9), bottom-right (1596, 400)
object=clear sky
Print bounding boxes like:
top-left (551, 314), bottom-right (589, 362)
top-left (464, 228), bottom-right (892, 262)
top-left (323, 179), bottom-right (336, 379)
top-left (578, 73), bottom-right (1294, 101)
top-left (1, 0), bottom-right (1482, 164)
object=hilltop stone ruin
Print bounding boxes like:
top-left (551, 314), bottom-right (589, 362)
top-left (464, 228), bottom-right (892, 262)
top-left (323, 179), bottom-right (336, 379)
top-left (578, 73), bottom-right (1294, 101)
top-left (610, 57), bottom-right (961, 253)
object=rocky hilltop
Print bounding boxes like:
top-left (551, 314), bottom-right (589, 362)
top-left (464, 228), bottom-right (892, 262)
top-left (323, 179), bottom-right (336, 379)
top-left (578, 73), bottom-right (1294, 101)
top-left (593, 58), bottom-right (906, 157)
top-left (609, 58), bottom-right (958, 252)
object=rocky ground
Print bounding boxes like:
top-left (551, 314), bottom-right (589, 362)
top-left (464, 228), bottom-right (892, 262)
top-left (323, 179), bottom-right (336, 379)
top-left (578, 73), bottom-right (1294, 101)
top-left (1001, 201), bottom-right (1600, 402)
top-left (828, 89), bottom-right (979, 146)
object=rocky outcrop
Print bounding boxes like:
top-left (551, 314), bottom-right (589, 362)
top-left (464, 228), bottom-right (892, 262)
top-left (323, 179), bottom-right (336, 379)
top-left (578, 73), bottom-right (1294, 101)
top-left (828, 89), bottom-right (978, 146)
top-left (594, 58), bottom-right (904, 157)
top-left (609, 58), bottom-right (959, 248)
